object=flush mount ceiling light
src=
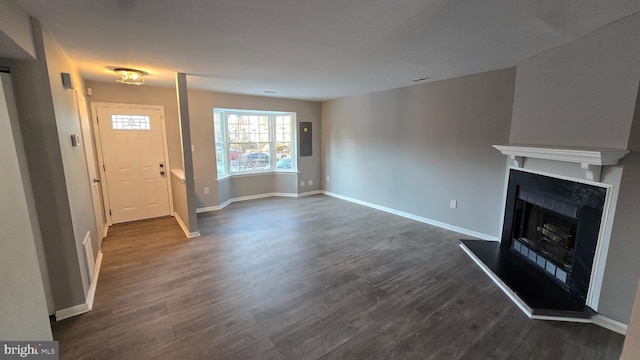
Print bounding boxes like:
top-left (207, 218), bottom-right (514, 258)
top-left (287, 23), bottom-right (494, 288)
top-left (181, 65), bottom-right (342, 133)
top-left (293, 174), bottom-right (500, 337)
top-left (114, 68), bottom-right (147, 85)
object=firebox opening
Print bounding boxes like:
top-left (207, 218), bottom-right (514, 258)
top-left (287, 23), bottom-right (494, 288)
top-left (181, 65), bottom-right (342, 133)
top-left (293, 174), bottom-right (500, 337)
top-left (511, 189), bottom-right (579, 288)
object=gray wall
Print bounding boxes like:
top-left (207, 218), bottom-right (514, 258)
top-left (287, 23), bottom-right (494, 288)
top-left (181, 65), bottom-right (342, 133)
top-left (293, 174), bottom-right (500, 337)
top-left (509, 12), bottom-right (640, 323)
top-left (604, 86), bottom-right (640, 325)
top-left (510, 15), bottom-right (640, 149)
top-left (0, 71), bottom-right (52, 340)
top-left (186, 88), bottom-right (321, 208)
top-left (11, 19), bottom-right (96, 311)
top-left (321, 68), bottom-right (516, 238)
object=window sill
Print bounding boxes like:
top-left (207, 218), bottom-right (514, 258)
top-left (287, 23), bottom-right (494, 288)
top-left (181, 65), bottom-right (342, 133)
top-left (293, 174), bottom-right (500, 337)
top-left (217, 170), bottom-right (299, 182)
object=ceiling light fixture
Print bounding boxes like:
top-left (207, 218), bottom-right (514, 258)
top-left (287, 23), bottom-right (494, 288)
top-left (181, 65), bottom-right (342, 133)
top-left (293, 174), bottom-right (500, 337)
top-left (115, 68), bottom-right (146, 85)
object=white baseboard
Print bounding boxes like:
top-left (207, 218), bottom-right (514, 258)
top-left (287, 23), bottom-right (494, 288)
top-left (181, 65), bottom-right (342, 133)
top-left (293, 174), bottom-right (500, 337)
top-left (196, 190), bottom-right (323, 213)
top-left (100, 223), bottom-right (109, 247)
top-left (592, 314), bottom-right (628, 335)
top-left (323, 191), bottom-right (498, 241)
top-left (298, 190), bottom-right (323, 197)
top-left (196, 190), bottom-right (494, 242)
top-left (55, 250), bottom-right (103, 321)
top-left (173, 212), bottom-right (201, 238)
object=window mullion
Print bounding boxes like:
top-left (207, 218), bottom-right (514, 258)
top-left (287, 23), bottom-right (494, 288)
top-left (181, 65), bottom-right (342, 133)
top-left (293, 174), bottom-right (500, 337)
top-left (269, 114), bottom-right (275, 170)
top-left (224, 112), bottom-right (230, 175)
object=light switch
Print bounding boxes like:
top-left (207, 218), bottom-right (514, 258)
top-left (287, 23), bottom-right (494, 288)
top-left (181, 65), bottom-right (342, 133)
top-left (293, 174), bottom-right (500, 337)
top-left (71, 134), bottom-right (81, 147)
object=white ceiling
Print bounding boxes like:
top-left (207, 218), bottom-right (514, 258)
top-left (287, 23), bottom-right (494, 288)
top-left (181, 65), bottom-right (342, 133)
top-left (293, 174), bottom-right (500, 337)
top-left (16, 0), bottom-right (640, 101)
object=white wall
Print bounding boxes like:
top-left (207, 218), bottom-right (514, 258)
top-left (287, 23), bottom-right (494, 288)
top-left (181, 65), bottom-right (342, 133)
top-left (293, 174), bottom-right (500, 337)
top-left (0, 72), bottom-right (52, 340)
top-left (321, 68), bottom-right (516, 238)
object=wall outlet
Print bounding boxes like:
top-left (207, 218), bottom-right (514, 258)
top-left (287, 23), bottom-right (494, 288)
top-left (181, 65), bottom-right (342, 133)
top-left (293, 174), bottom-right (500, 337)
top-left (300, 181), bottom-right (306, 187)
top-left (450, 199), bottom-right (457, 209)
top-left (308, 180), bottom-right (313, 186)
top-left (326, 175), bottom-right (330, 182)
top-left (204, 187), bottom-right (209, 194)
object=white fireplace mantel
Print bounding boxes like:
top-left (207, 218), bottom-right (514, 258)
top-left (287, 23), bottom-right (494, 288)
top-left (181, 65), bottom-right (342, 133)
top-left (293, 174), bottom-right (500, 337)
top-left (493, 145), bottom-right (629, 182)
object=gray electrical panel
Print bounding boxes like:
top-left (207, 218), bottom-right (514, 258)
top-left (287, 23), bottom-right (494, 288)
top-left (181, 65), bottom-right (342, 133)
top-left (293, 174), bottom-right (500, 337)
top-left (300, 122), bottom-right (312, 157)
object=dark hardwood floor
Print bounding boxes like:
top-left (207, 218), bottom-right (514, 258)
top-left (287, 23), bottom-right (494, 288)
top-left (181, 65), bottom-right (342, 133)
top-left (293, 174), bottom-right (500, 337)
top-left (51, 195), bottom-right (624, 359)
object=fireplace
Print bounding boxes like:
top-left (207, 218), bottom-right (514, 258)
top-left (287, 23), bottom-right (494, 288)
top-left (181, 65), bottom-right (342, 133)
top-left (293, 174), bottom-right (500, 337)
top-left (461, 145), bottom-right (628, 323)
top-left (460, 169), bottom-right (608, 317)
top-left (501, 170), bottom-right (607, 302)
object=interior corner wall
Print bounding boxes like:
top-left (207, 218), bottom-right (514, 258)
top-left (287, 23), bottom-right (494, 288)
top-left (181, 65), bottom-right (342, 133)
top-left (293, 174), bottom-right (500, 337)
top-left (0, 71), bottom-right (52, 340)
top-left (0, 0), bottom-right (36, 59)
top-left (509, 13), bottom-right (640, 148)
top-left (0, 58), bottom-right (54, 316)
top-left (11, 18), bottom-right (92, 311)
top-left (186, 89), bottom-right (321, 208)
top-left (509, 12), bottom-right (640, 324)
top-left (321, 68), bottom-right (516, 238)
top-left (85, 81), bottom-right (182, 171)
top-left (175, 73), bottom-right (198, 233)
top-left (600, 85), bottom-right (640, 325)
top-left (40, 20), bottom-right (98, 291)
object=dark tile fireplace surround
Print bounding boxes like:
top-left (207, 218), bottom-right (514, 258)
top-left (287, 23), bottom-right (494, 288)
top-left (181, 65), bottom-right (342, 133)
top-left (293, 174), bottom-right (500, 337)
top-left (462, 169), bottom-right (607, 318)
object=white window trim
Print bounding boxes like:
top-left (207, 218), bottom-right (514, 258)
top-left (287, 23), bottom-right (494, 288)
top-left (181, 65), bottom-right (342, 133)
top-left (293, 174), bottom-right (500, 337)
top-left (214, 108), bottom-right (297, 179)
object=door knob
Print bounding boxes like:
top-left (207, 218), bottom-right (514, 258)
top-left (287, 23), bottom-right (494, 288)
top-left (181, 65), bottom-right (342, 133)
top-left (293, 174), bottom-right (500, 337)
top-left (160, 171), bottom-right (165, 176)
top-left (93, 178), bottom-right (101, 183)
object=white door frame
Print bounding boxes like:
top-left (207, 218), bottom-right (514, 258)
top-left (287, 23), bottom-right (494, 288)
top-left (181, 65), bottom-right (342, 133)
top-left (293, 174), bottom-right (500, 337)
top-left (75, 92), bottom-right (106, 240)
top-left (90, 102), bottom-right (174, 226)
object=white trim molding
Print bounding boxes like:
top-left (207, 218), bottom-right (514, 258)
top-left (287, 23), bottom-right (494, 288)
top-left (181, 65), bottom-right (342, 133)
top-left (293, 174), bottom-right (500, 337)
top-left (55, 251), bottom-right (103, 321)
top-left (493, 144), bottom-right (628, 182)
top-left (173, 212), bottom-right (201, 238)
top-left (592, 314), bottom-right (628, 335)
top-left (323, 191), bottom-right (498, 241)
top-left (196, 190), bottom-right (323, 213)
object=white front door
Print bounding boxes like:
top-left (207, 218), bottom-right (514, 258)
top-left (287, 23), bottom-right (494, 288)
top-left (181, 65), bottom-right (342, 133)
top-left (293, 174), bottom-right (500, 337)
top-left (95, 104), bottom-right (171, 224)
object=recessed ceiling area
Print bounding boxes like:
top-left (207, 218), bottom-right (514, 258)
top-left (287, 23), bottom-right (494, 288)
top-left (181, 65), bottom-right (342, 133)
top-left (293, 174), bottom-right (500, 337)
top-left (16, 0), bottom-right (640, 101)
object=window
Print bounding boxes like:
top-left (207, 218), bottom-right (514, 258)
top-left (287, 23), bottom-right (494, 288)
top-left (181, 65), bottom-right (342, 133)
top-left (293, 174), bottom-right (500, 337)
top-left (111, 114), bottom-right (151, 130)
top-left (214, 108), bottom-right (296, 178)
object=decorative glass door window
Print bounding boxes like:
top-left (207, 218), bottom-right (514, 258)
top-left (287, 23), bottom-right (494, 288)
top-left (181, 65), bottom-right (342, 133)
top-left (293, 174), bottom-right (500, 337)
top-left (111, 114), bottom-right (151, 130)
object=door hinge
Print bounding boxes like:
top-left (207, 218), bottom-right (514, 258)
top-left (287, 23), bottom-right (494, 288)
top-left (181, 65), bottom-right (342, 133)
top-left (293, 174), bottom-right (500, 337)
top-left (109, 209), bottom-right (112, 216)
top-left (103, 164), bottom-right (106, 171)
top-left (96, 116), bottom-right (99, 124)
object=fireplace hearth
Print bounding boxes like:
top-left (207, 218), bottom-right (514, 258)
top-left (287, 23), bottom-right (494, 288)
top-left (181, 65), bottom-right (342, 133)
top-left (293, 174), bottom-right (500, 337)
top-left (462, 168), bottom-right (607, 318)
